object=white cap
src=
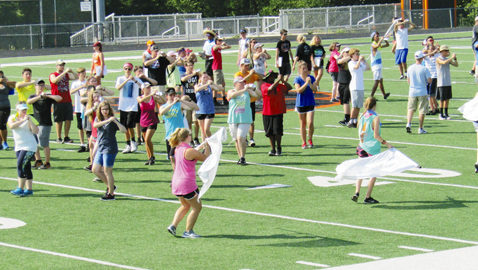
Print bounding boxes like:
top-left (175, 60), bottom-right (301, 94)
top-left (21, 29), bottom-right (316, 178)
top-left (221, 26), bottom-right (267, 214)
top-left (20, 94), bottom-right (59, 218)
top-left (16, 103), bottom-right (28, 111)
top-left (341, 47), bottom-right (350, 53)
top-left (141, 82), bottom-right (151, 89)
top-left (240, 58), bottom-right (250, 65)
top-left (414, 51), bottom-right (425, 59)
top-left (253, 43), bottom-right (264, 50)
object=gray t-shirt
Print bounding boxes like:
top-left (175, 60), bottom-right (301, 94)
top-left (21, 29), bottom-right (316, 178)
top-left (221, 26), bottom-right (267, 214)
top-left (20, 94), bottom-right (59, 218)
top-left (95, 118), bottom-right (120, 154)
top-left (437, 56), bottom-right (451, 87)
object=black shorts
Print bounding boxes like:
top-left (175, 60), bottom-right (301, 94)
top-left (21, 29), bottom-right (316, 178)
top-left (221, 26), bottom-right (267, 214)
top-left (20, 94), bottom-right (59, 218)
top-left (338, 83), bottom-right (351, 105)
top-left (53, 103), bottom-right (74, 122)
top-left (356, 145), bottom-right (373, 158)
top-left (120, 110), bottom-right (137, 129)
top-left (250, 102), bottom-right (256, 122)
top-left (0, 106), bottom-right (10, 130)
top-left (141, 123), bottom-right (157, 133)
top-left (76, 113), bottom-right (83, 130)
top-left (205, 59), bottom-right (214, 77)
top-left (196, 113), bottom-right (215, 120)
top-left (438, 86), bottom-right (452, 101)
top-left (135, 105), bottom-right (142, 124)
top-left (263, 114), bottom-right (283, 137)
top-left (330, 72), bottom-right (339, 82)
top-left (278, 63), bottom-right (291, 76)
top-left (296, 105), bottom-right (315, 113)
top-left (427, 78), bottom-right (437, 96)
top-left (176, 188), bottom-right (199, 200)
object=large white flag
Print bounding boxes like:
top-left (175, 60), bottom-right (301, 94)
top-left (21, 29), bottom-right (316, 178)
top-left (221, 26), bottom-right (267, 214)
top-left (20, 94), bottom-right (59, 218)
top-left (197, 127), bottom-right (227, 200)
top-left (458, 96), bottom-right (478, 121)
top-left (335, 148), bottom-right (420, 181)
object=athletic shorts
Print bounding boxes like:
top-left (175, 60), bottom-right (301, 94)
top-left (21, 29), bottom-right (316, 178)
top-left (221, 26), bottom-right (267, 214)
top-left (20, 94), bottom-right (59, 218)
top-left (37, 125), bottom-right (51, 148)
top-left (229, 123), bottom-right (251, 140)
top-left (438, 86), bottom-right (452, 101)
top-left (213, 69), bottom-right (225, 85)
top-left (205, 59), bottom-right (214, 77)
top-left (296, 105), bottom-right (315, 114)
top-left (372, 69), bottom-right (382, 80)
top-left (263, 114), bottom-right (283, 137)
top-left (76, 113), bottom-right (83, 130)
top-left (250, 102), bottom-right (256, 121)
top-left (196, 113), bottom-right (215, 120)
top-left (185, 109), bottom-right (197, 125)
top-left (176, 188), bottom-right (199, 200)
top-left (330, 72), bottom-right (339, 82)
top-left (278, 62), bottom-right (291, 76)
top-left (357, 145), bottom-right (373, 158)
top-left (350, 90), bottom-right (364, 109)
top-left (93, 152), bottom-right (117, 168)
top-left (408, 95), bottom-right (429, 115)
top-left (141, 123), bottom-right (157, 133)
top-left (338, 83), bottom-right (351, 105)
top-left (427, 78), bottom-right (437, 96)
top-left (53, 103), bottom-right (74, 122)
top-left (120, 110), bottom-right (137, 129)
top-left (135, 105), bottom-right (142, 124)
top-left (0, 106), bottom-right (10, 130)
top-left (395, 48), bottom-right (408, 65)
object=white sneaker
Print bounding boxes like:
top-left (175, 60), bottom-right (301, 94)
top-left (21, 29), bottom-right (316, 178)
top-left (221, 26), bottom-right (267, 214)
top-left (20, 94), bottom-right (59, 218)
top-left (418, 128), bottom-right (428, 134)
top-left (248, 139), bottom-right (256, 147)
top-left (131, 141), bottom-right (138, 152)
top-left (122, 145), bottom-right (131, 154)
top-left (445, 115), bottom-right (451, 120)
top-left (439, 115), bottom-right (446, 120)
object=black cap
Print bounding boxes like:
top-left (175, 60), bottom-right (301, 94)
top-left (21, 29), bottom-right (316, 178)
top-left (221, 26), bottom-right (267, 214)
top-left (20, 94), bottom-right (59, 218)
top-left (165, 88), bottom-right (176, 95)
top-left (35, 79), bottom-right (45, 85)
top-left (263, 70), bottom-right (278, 81)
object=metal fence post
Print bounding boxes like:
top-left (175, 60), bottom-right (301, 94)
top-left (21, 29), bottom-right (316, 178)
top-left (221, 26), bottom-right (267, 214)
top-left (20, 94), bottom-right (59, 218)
top-left (326, 7), bottom-right (329, 33)
top-left (302, 9), bottom-right (305, 29)
top-left (368, 11), bottom-right (371, 32)
top-left (83, 24), bottom-right (87, 45)
top-left (257, 13), bottom-right (260, 36)
top-left (449, 9), bottom-right (453, 28)
top-left (119, 17), bottom-right (122, 40)
top-left (350, 7), bottom-right (352, 26)
top-left (136, 21), bottom-right (139, 44)
top-left (29, 25), bottom-right (33, 49)
top-left (147, 16), bottom-right (150, 38)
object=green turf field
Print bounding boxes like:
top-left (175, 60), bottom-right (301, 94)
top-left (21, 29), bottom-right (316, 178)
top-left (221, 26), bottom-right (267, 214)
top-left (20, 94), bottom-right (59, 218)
top-left (1, 31), bottom-right (478, 269)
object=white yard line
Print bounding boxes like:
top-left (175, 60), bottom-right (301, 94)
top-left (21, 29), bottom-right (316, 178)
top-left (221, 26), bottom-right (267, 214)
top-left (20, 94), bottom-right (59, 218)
top-left (296, 261), bottom-right (330, 267)
top-left (398, 245), bottom-right (434, 252)
top-left (348, 253), bottom-right (382, 260)
top-left (1, 176), bottom-right (477, 245)
top-left (0, 242), bottom-right (149, 270)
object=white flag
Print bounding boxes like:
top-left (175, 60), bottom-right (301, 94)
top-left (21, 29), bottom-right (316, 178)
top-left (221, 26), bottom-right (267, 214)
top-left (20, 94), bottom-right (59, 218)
top-left (458, 96), bottom-right (478, 121)
top-left (335, 148), bottom-right (420, 181)
top-left (197, 127), bottom-right (227, 200)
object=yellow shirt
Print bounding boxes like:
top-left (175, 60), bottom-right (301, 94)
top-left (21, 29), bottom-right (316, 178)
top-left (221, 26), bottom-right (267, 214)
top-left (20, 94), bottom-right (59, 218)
top-left (17, 82), bottom-right (36, 115)
top-left (234, 71), bottom-right (259, 102)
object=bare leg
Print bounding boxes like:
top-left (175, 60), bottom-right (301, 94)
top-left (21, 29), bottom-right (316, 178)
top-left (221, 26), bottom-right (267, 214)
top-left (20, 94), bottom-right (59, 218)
top-left (43, 146), bottom-right (51, 163)
top-left (355, 179), bottom-right (363, 194)
top-left (79, 129), bottom-right (85, 145)
top-left (64, 120), bottom-right (71, 138)
top-left (249, 123), bottom-right (255, 140)
top-left (0, 129), bottom-right (7, 144)
top-left (92, 164), bottom-right (107, 185)
top-left (371, 80), bottom-right (379, 97)
top-left (185, 195), bottom-right (202, 232)
top-left (55, 121), bottom-right (63, 139)
top-left (298, 113), bottom-right (307, 144)
top-left (145, 129), bottom-right (156, 159)
top-left (365, 177), bottom-right (377, 198)
top-left (172, 197), bottom-right (191, 227)
top-left (307, 111), bottom-right (315, 141)
top-left (104, 166), bottom-right (115, 195)
top-left (407, 110), bottom-right (415, 125)
top-left (418, 113), bottom-right (425, 129)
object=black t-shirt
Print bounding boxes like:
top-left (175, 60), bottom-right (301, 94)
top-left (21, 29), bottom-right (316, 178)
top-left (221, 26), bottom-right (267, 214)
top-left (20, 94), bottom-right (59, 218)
top-left (337, 59), bottom-right (351, 84)
top-left (0, 83), bottom-right (12, 109)
top-left (147, 57), bottom-right (170, 85)
top-left (295, 43), bottom-right (311, 65)
top-left (29, 94), bottom-right (56, 126)
top-left (310, 45), bottom-right (325, 59)
top-left (276, 40), bottom-right (292, 63)
top-left (181, 74), bottom-right (198, 103)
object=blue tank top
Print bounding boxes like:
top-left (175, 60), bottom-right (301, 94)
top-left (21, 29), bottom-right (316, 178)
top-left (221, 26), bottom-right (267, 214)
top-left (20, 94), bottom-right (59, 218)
top-left (162, 102), bottom-right (185, 140)
top-left (195, 85), bottom-right (215, 115)
top-left (358, 110), bottom-right (381, 155)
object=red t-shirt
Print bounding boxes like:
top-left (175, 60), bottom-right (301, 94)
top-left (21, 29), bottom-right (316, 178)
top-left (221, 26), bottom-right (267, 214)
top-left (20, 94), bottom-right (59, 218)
top-left (261, 82), bottom-right (287, 115)
top-left (212, 47), bottom-right (222, 70)
top-left (50, 72), bottom-right (71, 103)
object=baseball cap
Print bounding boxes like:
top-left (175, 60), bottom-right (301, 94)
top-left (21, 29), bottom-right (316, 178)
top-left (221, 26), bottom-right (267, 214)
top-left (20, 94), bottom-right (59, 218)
top-left (167, 51), bottom-right (176, 57)
top-left (414, 51), bottom-right (425, 59)
top-left (240, 58), bottom-right (251, 65)
top-left (233, 76), bottom-right (245, 84)
top-left (151, 45), bottom-right (159, 51)
top-left (341, 47), bottom-right (350, 53)
top-left (56, 59), bottom-right (66, 65)
top-left (35, 79), bottom-right (45, 85)
top-left (141, 82), bottom-right (151, 89)
top-left (254, 43), bottom-right (264, 50)
top-left (16, 103), bottom-right (28, 111)
top-left (335, 42), bottom-right (341, 47)
top-left (165, 88), bottom-right (176, 95)
top-left (439, 45), bottom-right (450, 52)
top-left (92, 41), bottom-right (101, 47)
top-left (263, 70), bottom-right (278, 81)
top-left (240, 29), bottom-right (247, 34)
top-left (146, 40), bottom-right (155, 46)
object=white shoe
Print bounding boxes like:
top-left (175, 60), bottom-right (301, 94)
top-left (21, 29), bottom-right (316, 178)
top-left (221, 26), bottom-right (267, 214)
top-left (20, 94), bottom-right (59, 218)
top-left (130, 141), bottom-right (138, 152)
top-left (445, 115), bottom-right (451, 120)
top-left (439, 115), bottom-right (446, 120)
top-left (122, 145), bottom-right (131, 154)
top-left (418, 128), bottom-right (428, 134)
top-left (248, 139), bottom-right (256, 147)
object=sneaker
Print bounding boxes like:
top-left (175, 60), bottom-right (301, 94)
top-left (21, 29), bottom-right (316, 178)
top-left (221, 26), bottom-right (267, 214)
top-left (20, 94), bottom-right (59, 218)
top-left (194, 138), bottom-right (200, 147)
top-left (352, 193), bottom-right (359, 202)
top-left (33, 160), bottom-right (43, 168)
top-left (144, 157), bottom-right (155, 165)
top-left (63, 136), bottom-right (73, 143)
top-left (11, 187), bottom-right (24, 196)
top-left (418, 128), bottom-right (428, 134)
top-left (22, 189), bottom-right (33, 196)
top-left (406, 125), bottom-right (411, 133)
top-left (86, 156), bottom-right (91, 162)
top-left (471, 70), bottom-right (476, 76)
top-left (307, 140), bottom-right (313, 148)
top-left (276, 147), bottom-right (282, 156)
top-left (383, 93), bottom-right (390, 100)
top-left (106, 185), bottom-right (117, 194)
top-left (56, 138), bottom-right (63, 144)
top-left (364, 197), bottom-right (379, 204)
top-left (347, 121), bottom-right (357, 128)
top-left (38, 162), bottom-right (51, 170)
top-left (167, 225), bottom-right (177, 236)
top-left (122, 145), bottom-right (131, 154)
top-left (93, 177), bottom-right (102, 182)
top-left (268, 149), bottom-right (276, 156)
top-left (2, 142), bottom-right (9, 150)
top-left (189, 141), bottom-right (195, 148)
top-left (439, 114), bottom-right (446, 120)
top-left (301, 143), bottom-right (307, 149)
top-left (101, 193), bottom-right (115, 201)
top-left (434, 108), bottom-right (440, 114)
top-left (77, 146), bottom-right (87, 153)
top-left (445, 115), bottom-right (451, 120)
top-left (248, 139), bottom-right (256, 147)
top-left (182, 230), bottom-right (201, 238)
top-left (426, 110), bottom-right (434, 115)
top-left (399, 75), bottom-right (405, 80)
top-left (131, 141), bottom-right (138, 152)
top-left (235, 157), bottom-right (246, 165)
top-left (339, 120), bottom-right (347, 126)
top-left (84, 164), bottom-right (92, 172)
top-left (137, 139), bottom-right (142, 146)
top-left (474, 163), bottom-right (478, 173)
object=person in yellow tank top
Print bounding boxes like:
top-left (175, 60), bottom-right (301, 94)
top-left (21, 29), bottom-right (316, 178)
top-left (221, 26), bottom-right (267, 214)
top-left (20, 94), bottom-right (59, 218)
top-left (90, 42), bottom-right (106, 85)
top-left (16, 68), bottom-right (51, 116)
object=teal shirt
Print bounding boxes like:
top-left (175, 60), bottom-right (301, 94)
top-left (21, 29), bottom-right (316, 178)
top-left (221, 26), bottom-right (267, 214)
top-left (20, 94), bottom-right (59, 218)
top-left (227, 90), bottom-right (253, 124)
top-left (162, 102), bottom-right (184, 140)
top-left (358, 110), bottom-right (381, 155)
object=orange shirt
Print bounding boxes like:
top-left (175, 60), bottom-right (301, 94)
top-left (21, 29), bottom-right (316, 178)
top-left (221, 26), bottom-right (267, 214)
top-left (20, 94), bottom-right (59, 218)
top-left (234, 70), bottom-right (259, 102)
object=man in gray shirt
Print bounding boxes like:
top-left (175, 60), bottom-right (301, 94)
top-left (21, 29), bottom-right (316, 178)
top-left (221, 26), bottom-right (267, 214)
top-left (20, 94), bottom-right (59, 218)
top-left (436, 45), bottom-right (459, 120)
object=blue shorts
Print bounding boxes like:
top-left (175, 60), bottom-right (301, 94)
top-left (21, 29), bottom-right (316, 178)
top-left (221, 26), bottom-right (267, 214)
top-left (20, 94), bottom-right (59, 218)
top-left (93, 152), bottom-right (117, 168)
top-left (395, 48), bottom-right (408, 65)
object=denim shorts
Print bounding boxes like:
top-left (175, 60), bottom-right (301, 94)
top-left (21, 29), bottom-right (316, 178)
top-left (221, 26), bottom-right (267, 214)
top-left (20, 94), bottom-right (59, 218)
top-left (93, 152), bottom-right (117, 168)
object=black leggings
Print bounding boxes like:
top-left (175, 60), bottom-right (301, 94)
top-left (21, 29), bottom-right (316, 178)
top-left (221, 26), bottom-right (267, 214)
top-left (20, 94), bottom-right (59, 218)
top-left (16, 150), bottom-right (35, 179)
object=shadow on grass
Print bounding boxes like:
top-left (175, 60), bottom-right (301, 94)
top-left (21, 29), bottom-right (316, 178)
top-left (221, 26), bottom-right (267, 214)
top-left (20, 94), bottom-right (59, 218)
top-left (371, 197), bottom-right (478, 210)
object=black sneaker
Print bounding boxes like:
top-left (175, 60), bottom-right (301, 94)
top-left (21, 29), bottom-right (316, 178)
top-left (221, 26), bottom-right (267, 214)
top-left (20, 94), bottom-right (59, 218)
top-left (83, 164), bottom-right (92, 172)
top-left (351, 193), bottom-right (359, 202)
top-left (86, 157), bottom-right (91, 162)
top-left (406, 126), bottom-right (411, 133)
top-left (426, 110), bottom-right (434, 115)
top-left (236, 157), bottom-right (246, 165)
top-left (223, 99), bottom-right (229, 106)
top-left (214, 99), bottom-right (221, 106)
top-left (276, 147), bottom-right (282, 156)
top-left (475, 163), bottom-right (478, 173)
top-left (194, 138), bottom-right (200, 147)
top-left (339, 120), bottom-right (347, 126)
top-left (471, 70), bottom-right (475, 76)
top-left (137, 139), bottom-right (142, 146)
top-left (77, 146), bottom-right (87, 153)
top-left (144, 159), bottom-right (151, 165)
top-left (106, 185), bottom-right (117, 194)
top-left (101, 193), bottom-right (115, 201)
top-left (268, 149), bottom-right (276, 156)
top-left (364, 197), bottom-right (379, 204)
top-left (383, 93), bottom-right (390, 100)
top-left (63, 136), bottom-right (73, 143)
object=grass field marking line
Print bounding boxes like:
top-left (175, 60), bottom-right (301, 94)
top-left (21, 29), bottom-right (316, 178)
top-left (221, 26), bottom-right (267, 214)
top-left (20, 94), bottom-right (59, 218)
top-left (348, 253), bottom-right (382, 260)
top-left (315, 109), bottom-right (472, 122)
top-left (296, 260), bottom-right (330, 267)
top-left (398, 246), bottom-right (434, 252)
top-left (378, 176), bottom-right (478, 190)
top-left (1, 177), bottom-right (478, 245)
top-left (0, 242), bottom-right (149, 270)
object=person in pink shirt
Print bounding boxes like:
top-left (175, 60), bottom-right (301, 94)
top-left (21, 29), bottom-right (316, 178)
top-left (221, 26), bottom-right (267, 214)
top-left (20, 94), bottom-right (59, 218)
top-left (328, 42), bottom-right (341, 102)
top-left (167, 128), bottom-right (210, 238)
top-left (212, 37), bottom-right (231, 106)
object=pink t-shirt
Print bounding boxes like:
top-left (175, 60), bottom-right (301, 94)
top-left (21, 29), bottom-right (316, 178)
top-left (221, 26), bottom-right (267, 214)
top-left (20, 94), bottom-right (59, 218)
top-left (171, 143), bottom-right (198, 195)
top-left (328, 50), bottom-right (340, 73)
top-left (139, 96), bottom-right (159, 127)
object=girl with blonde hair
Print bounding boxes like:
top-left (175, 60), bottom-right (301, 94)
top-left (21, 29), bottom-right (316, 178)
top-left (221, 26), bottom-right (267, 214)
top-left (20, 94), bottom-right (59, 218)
top-left (292, 34), bottom-right (312, 72)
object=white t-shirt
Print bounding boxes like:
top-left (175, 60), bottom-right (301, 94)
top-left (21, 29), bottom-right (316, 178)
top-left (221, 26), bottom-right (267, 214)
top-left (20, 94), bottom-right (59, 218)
top-left (239, 38), bottom-right (250, 58)
top-left (9, 114), bottom-right (37, 152)
top-left (395, 28), bottom-right (408, 50)
top-left (71, 80), bottom-right (86, 113)
top-left (115, 76), bottom-right (142, 112)
top-left (203, 39), bottom-right (215, 59)
top-left (407, 64), bottom-right (431, 97)
top-left (424, 54), bottom-right (439, 79)
top-left (348, 60), bottom-right (367, 91)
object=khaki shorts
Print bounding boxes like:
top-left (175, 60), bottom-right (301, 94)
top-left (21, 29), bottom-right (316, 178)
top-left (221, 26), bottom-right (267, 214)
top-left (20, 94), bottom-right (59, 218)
top-left (408, 95), bottom-right (429, 115)
top-left (213, 69), bottom-right (225, 85)
top-left (185, 109), bottom-right (197, 125)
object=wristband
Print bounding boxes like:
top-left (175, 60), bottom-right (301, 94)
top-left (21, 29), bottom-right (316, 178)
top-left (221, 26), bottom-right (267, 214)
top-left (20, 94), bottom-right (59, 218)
top-left (382, 140), bottom-right (387, 145)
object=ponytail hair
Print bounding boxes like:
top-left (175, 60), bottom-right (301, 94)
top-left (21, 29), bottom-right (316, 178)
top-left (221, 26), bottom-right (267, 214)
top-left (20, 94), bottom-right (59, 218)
top-left (297, 34), bottom-right (306, 44)
top-left (364, 96), bottom-right (377, 110)
top-left (169, 128), bottom-right (191, 148)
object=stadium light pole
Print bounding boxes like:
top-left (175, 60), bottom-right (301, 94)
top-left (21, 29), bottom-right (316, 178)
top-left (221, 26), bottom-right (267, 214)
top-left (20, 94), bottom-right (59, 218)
top-left (96, 0), bottom-right (105, 41)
